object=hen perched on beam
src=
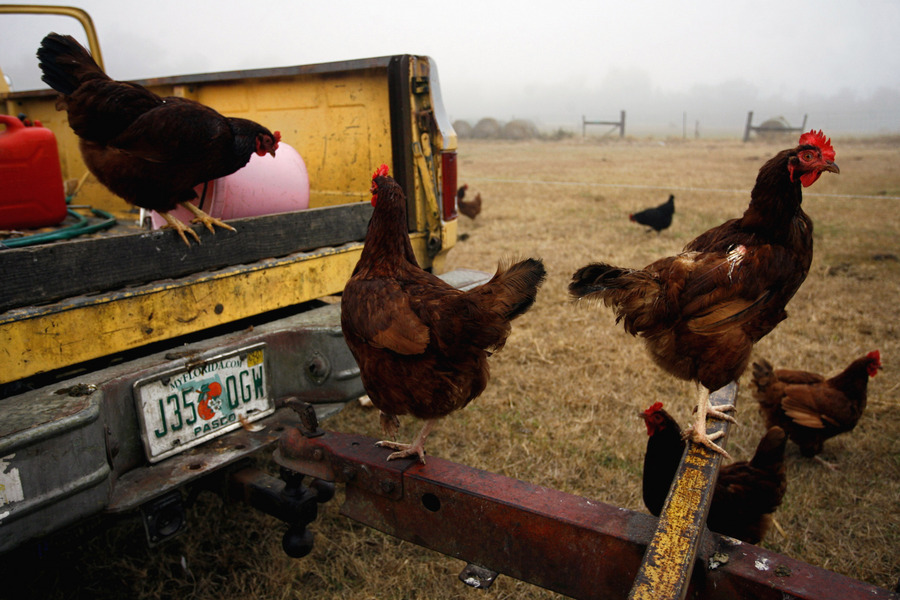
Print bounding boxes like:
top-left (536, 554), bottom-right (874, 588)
top-left (570, 131), bottom-right (839, 457)
top-left (341, 165), bottom-right (545, 463)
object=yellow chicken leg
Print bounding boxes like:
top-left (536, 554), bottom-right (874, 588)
top-left (683, 386), bottom-right (736, 459)
top-left (179, 201), bottom-right (237, 235)
top-left (159, 211), bottom-right (201, 246)
top-left (376, 418), bottom-right (437, 464)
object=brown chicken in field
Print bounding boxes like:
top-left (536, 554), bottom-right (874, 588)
top-left (641, 402), bottom-right (787, 544)
top-left (751, 351), bottom-right (881, 467)
top-left (570, 130), bottom-right (839, 457)
top-left (37, 33), bottom-right (280, 245)
top-left (340, 165), bottom-right (545, 463)
top-left (456, 184), bottom-right (482, 219)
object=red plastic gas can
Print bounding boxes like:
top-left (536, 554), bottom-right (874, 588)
top-left (0, 114), bottom-right (67, 229)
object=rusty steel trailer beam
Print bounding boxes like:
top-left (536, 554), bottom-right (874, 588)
top-left (274, 423), bottom-right (896, 600)
top-left (629, 382), bottom-right (737, 600)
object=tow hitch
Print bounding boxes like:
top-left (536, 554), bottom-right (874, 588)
top-left (226, 401), bottom-right (335, 558)
top-left (270, 400), bottom-right (895, 600)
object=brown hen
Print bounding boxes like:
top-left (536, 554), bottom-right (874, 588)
top-left (751, 351), bottom-right (881, 467)
top-left (37, 33), bottom-right (280, 245)
top-left (570, 130), bottom-right (839, 457)
top-left (341, 165), bottom-right (545, 463)
top-left (456, 184), bottom-right (482, 219)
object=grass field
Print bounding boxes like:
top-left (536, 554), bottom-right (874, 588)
top-left (3, 136), bottom-right (899, 599)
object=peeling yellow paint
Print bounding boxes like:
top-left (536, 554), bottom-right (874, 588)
top-left (1, 230), bottom-right (453, 384)
top-left (628, 399), bottom-right (734, 600)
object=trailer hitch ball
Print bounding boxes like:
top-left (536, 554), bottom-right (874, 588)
top-left (310, 478), bottom-right (335, 503)
top-left (276, 467), bottom-right (334, 558)
top-left (282, 524), bottom-right (315, 558)
top-left (278, 476), bottom-right (333, 557)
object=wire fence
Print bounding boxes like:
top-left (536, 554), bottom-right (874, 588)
top-left (467, 177), bottom-right (900, 201)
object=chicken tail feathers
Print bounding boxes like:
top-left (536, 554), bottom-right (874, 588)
top-left (455, 258), bottom-right (545, 354)
top-left (568, 262), bottom-right (634, 298)
top-left (490, 258), bottom-right (547, 321)
top-left (749, 426), bottom-right (787, 470)
top-left (37, 33), bottom-right (107, 96)
top-left (570, 262), bottom-right (664, 335)
top-left (750, 359), bottom-right (776, 392)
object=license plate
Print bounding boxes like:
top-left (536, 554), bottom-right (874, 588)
top-left (133, 344), bottom-right (274, 463)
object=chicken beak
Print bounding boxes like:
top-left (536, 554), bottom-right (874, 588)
top-left (823, 161), bottom-right (840, 174)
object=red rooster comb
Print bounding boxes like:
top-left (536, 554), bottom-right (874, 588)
top-left (373, 164), bottom-right (390, 180)
top-left (370, 164), bottom-right (390, 206)
top-left (798, 129), bottom-right (835, 162)
top-left (643, 402), bottom-right (664, 417)
top-left (866, 350), bottom-right (882, 377)
top-left (642, 402), bottom-right (665, 436)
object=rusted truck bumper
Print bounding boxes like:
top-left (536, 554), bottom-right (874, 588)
top-left (0, 268), bottom-right (489, 554)
top-left (0, 300), bottom-right (359, 553)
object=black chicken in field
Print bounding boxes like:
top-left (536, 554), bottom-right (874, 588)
top-left (37, 33), bottom-right (281, 245)
top-left (630, 194), bottom-right (675, 233)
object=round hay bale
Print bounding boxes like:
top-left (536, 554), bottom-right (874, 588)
top-left (756, 117), bottom-right (793, 141)
top-left (502, 119), bottom-right (538, 140)
top-left (472, 118), bottom-right (502, 139)
top-left (453, 120), bottom-right (473, 139)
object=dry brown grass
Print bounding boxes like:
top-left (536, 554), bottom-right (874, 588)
top-left (3, 137), bottom-right (898, 599)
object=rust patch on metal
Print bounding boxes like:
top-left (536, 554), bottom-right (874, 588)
top-left (274, 425), bottom-right (896, 600)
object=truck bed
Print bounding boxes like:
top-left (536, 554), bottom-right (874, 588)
top-left (1, 53), bottom-right (458, 386)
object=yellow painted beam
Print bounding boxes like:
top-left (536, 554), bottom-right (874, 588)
top-left (1, 230), bottom-right (452, 384)
top-left (1, 245), bottom-right (355, 383)
top-left (628, 382), bottom-right (737, 600)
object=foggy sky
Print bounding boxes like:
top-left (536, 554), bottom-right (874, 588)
top-left (3, 0), bottom-right (898, 136)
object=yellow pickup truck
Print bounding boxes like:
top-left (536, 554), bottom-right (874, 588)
top-left (0, 6), bottom-right (477, 554)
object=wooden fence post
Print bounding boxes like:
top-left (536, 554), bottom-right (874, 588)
top-left (743, 111), bottom-right (754, 142)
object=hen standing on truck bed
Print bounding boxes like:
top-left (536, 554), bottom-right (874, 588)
top-left (37, 32), bottom-right (281, 245)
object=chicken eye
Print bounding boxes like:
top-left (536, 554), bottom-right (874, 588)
top-left (802, 151), bottom-right (814, 161)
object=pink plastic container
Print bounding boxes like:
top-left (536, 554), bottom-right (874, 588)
top-left (150, 142), bottom-right (310, 228)
top-left (0, 114), bottom-right (67, 229)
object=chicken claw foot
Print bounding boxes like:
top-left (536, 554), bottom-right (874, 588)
top-left (683, 425), bottom-right (731, 459)
top-left (685, 387), bottom-right (734, 459)
top-left (159, 211), bottom-right (201, 246)
top-left (814, 456), bottom-right (839, 471)
top-left (374, 418), bottom-right (436, 465)
top-left (375, 440), bottom-right (427, 464)
top-left (707, 404), bottom-right (737, 423)
top-left (179, 201), bottom-right (237, 234)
